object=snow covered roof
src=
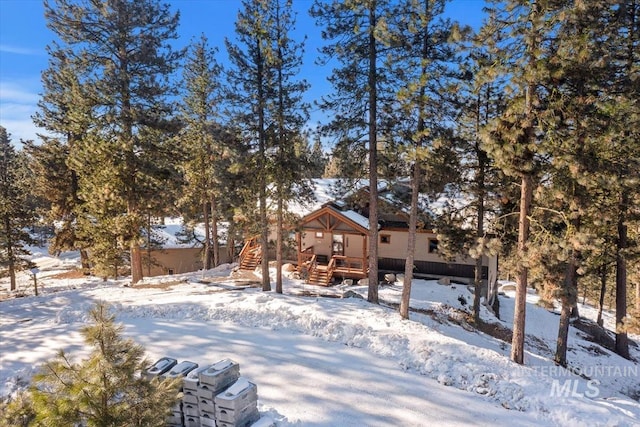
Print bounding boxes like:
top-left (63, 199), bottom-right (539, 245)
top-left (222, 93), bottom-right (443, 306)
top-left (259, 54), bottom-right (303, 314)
top-left (341, 209), bottom-right (371, 231)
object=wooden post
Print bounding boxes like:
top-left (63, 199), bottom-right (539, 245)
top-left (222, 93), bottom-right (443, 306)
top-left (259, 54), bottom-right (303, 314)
top-left (297, 231), bottom-right (302, 269)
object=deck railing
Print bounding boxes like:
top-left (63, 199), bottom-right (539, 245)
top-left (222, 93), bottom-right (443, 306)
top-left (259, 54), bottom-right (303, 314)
top-left (332, 255), bottom-right (366, 276)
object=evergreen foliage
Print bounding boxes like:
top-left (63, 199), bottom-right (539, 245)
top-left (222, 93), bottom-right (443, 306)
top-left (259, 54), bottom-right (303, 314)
top-left (179, 34), bottom-right (226, 270)
top-left (479, 0), bottom-right (566, 365)
top-left (226, 0), bottom-right (312, 292)
top-left (311, 0), bottom-right (395, 303)
top-left (43, 0), bottom-right (183, 284)
top-left (30, 45), bottom-right (93, 272)
top-left (0, 127), bottom-right (36, 291)
top-left (380, 0), bottom-right (465, 319)
top-left (226, 0), bottom-right (277, 291)
top-left (6, 302), bottom-right (181, 426)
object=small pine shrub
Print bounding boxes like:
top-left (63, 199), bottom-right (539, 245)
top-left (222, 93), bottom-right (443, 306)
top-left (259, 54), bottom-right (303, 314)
top-left (10, 302), bottom-right (181, 427)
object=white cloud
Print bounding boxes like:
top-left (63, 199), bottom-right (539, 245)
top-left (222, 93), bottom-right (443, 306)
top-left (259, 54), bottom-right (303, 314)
top-left (0, 44), bottom-right (41, 56)
top-left (0, 81), bottom-right (41, 104)
top-left (0, 80), bottom-right (44, 143)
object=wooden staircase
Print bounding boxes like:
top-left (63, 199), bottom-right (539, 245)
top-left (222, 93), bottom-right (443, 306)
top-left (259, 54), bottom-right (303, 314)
top-left (307, 257), bottom-right (336, 286)
top-left (239, 237), bottom-right (262, 271)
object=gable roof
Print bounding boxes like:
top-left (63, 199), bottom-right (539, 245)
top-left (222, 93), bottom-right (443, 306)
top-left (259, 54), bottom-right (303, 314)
top-left (299, 204), bottom-right (371, 234)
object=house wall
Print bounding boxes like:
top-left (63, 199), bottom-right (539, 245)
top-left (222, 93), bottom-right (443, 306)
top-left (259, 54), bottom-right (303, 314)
top-left (376, 229), bottom-right (495, 283)
top-left (147, 247), bottom-right (232, 277)
top-left (343, 234), bottom-right (364, 258)
top-left (301, 231), bottom-right (332, 257)
top-left (377, 229), bottom-right (489, 265)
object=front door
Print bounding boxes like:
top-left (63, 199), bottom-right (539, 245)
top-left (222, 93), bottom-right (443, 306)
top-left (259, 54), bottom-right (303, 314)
top-left (332, 234), bottom-right (344, 256)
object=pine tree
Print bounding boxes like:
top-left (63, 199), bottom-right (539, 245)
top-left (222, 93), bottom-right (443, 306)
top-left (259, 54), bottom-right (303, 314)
top-left (536, 0), bottom-right (613, 367)
top-left (266, 0), bottom-right (312, 294)
top-left (0, 127), bottom-right (36, 291)
top-left (453, 45), bottom-right (505, 323)
top-left (380, 0), bottom-right (464, 319)
top-left (480, 0), bottom-right (564, 365)
top-left (44, 0), bottom-right (183, 284)
top-left (226, 0), bottom-right (277, 291)
top-left (29, 302), bottom-right (180, 426)
top-left (311, 0), bottom-right (395, 303)
top-left (594, 0), bottom-right (640, 359)
top-left (30, 46), bottom-right (92, 273)
top-left (180, 34), bottom-right (225, 270)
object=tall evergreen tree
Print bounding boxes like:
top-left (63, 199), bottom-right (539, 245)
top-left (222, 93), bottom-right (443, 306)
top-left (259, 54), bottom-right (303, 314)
top-left (535, 0), bottom-right (614, 367)
top-left (265, 0), bottom-right (312, 294)
top-left (0, 127), bottom-right (36, 291)
top-left (453, 46), bottom-right (505, 323)
top-left (382, 0), bottom-right (463, 319)
top-left (30, 47), bottom-right (93, 272)
top-left (595, 0), bottom-right (640, 359)
top-left (312, 0), bottom-right (395, 303)
top-left (180, 34), bottom-right (225, 270)
top-left (226, 0), bottom-right (276, 291)
top-left (44, 0), bottom-right (183, 284)
top-left (480, 0), bottom-right (564, 364)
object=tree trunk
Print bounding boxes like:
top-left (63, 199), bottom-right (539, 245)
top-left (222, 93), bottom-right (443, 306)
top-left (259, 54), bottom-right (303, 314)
top-left (276, 196), bottom-right (283, 294)
top-left (366, 3), bottom-right (379, 304)
top-left (511, 173), bottom-right (533, 365)
top-left (80, 249), bottom-right (90, 275)
top-left (211, 196), bottom-right (220, 268)
top-left (555, 253), bottom-right (576, 367)
top-left (473, 167), bottom-right (486, 324)
top-left (203, 201), bottom-right (212, 270)
top-left (5, 215), bottom-right (16, 291)
top-left (130, 244), bottom-right (143, 284)
top-left (401, 162), bottom-right (420, 319)
top-left (614, 197), bottom-right (629, 359)
top-left (597, 263), bottom-right (607, 327)
top-left (256, 38), bottom-right (270, 292)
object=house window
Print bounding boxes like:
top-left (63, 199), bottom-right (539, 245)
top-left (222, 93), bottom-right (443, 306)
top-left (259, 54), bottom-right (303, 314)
top-left (428, 239), bottom-right (439, 254)
top-left (315, 231), bottom-right (324, 238)
top-left (380, 234), bottom-right (391, 244)
top-left (168, 268), bottom-right (174, 275)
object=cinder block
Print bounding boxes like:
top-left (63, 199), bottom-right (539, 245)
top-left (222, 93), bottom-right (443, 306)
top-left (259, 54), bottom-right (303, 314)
top-left (198, 359), bottom-right (240, 392)
top-left (183, 365), bottom-right (212, 393)
top-left (161, 360), bottom-right (199, 381)
top-left (182, 402), bottom-right (199, 417)
top-left (197, 385), bottom-right (216, 401)
top-left (215, 402), bottom-right (258, 424)
top-left (198, 397), bottom-right (215, 417)
top-left (215, 378), bottom-right (258, 413)
top-left (199, 412), bottom-right (216, 427)
top-left (184, 416), bottom-right (199, 427)
top-left (182, 393), bottom-right (199, 405)
top-left (215, 407), bottom-right (260, 427)
top-left (165, 411), bottom-right (183, 425)
top-left (142, 357), bottom-right (177, 379)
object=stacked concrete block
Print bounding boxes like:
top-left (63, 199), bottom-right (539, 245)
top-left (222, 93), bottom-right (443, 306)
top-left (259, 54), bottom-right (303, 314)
top-left (163, 361), bottom-right (199, 427)
top-left (214, 377), bottom-right (260, 427)
top-left (143, 357), bottom-right (178, 380)
top-left (182, 365), bottom-right (211, 427)
top-left (159, 357), bottom-right (262, 427)
top-left (198, 359), bottom-right (240, 425)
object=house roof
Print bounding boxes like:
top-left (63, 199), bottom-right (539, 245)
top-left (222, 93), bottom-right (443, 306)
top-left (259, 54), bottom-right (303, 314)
top-left (299, 204), bottom-right (371, 234)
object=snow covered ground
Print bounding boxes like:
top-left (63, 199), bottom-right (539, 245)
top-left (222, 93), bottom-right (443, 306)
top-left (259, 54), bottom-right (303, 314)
top-left (1, 247), bottom-right (639, 426)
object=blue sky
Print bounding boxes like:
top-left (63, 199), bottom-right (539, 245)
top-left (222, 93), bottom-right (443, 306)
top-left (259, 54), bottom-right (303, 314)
top-left (0, 0), bottom-right (485, 145)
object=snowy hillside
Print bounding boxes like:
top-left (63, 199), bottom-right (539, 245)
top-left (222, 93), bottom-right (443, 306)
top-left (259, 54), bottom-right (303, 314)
top-left (1, 248), bottom-right (639, 426)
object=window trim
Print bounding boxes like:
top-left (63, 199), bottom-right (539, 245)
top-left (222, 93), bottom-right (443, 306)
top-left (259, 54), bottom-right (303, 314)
top-left (428, 238), bottom-right (439, 254)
